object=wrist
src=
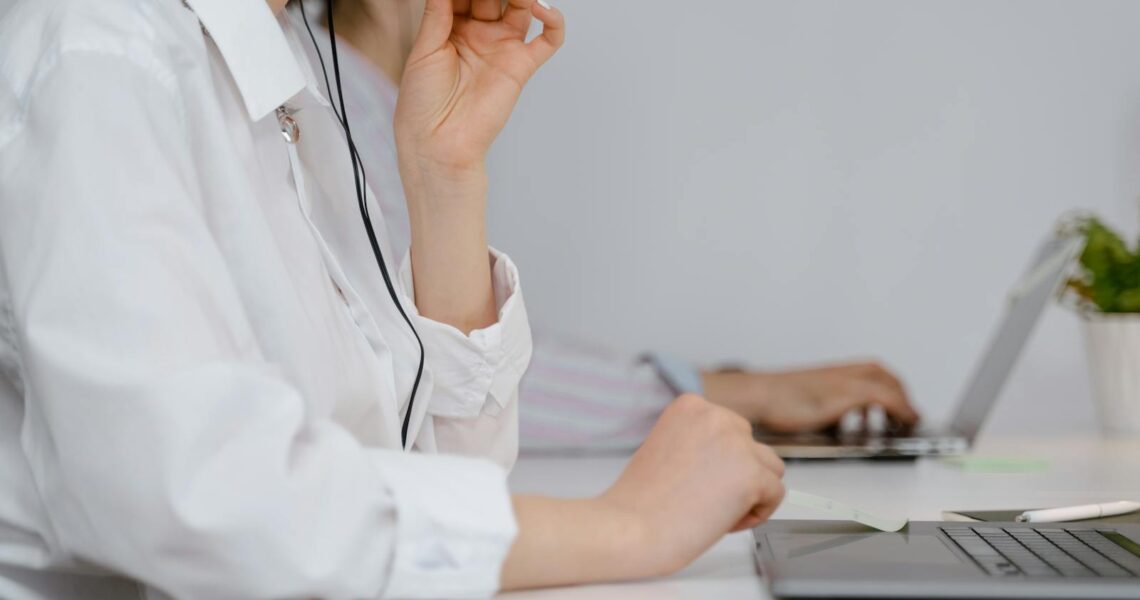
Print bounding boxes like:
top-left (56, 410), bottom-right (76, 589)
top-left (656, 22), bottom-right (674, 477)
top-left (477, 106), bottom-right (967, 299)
top-left (400, 153), bottom-right (488, 233)
top-left (397, 132), bottom-right (489, 178)
top-left (588, 495), bottom-right (664, 578)
top-left (400, 150), bottom-right (487, 200)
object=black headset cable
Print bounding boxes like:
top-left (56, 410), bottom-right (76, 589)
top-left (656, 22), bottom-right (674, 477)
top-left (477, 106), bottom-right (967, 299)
top-left (303, 1), bottom-right (426, 449)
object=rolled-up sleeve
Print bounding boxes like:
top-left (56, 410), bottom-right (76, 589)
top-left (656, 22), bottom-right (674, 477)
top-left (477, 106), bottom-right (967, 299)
top-left (398, 249), bottom-right (532, 469)
top-left (398, 248), bottom-right (534, 420)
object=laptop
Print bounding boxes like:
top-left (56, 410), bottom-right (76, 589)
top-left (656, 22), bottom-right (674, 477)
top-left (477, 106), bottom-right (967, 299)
top-left (756, 234), bottom-right (1084, 459)
top-left (752, 520), bottom-right (1140, 598)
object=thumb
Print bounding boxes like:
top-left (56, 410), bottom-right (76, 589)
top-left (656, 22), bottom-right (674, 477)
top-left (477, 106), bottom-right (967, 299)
top-left (410, 0), bottom-right (454, 60)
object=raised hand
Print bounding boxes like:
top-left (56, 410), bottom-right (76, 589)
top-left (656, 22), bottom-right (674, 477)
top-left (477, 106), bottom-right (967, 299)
top-left (395, 0), bottom-right (565, 172)
top-left (390, 0), bottom-right (564, 334)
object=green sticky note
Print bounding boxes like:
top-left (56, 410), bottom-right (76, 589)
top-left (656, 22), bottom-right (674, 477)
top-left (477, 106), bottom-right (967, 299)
top-left (940, 456), bottom-right (1050, 473)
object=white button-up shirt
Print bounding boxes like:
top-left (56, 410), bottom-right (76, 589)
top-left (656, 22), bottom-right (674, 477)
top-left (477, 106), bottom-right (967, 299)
top-left (0, 0), bottom-right (532, 598)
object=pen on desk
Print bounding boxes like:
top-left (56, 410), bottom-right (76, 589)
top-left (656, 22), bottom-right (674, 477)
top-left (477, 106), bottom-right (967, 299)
top-left (1015, 501), bottom-right (1140, 523)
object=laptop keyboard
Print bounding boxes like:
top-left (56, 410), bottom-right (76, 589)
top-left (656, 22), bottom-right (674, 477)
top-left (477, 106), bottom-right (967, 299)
top-left (942, 526), bottom-right (1140, 578)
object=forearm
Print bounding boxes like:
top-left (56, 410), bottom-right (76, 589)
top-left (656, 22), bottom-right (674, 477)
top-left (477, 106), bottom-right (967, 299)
top-left (501, 495), bottom-right (659, 591)
top-left (401, 160), bottom-right (497, 334)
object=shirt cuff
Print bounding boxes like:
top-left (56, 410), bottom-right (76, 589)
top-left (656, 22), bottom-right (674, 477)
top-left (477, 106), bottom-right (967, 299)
top-left (373, 451), bottom-right (518, 599)
top-left (399, 247), bottom-right (533, 419)
top-left (643, 352), bottom-right (705, 396)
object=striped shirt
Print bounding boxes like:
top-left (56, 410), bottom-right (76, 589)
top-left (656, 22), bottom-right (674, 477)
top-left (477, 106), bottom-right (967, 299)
top-left (304, 23), bottom-right (697, 452)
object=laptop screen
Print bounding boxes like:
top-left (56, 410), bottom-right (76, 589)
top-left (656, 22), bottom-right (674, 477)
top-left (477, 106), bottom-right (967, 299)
top-left (948, 235), bottom-right (1084, 440)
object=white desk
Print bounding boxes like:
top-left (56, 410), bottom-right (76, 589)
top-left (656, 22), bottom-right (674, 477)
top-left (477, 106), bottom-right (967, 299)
top-left (500, 435), bottom-right (1140, 599)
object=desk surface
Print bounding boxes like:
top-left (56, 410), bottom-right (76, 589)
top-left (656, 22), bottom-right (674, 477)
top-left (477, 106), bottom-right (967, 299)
top-left (500, 435), bottom-right (1140, 599)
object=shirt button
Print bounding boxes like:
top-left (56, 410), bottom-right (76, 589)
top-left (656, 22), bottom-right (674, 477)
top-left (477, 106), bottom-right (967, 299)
top-left (276, 105), bottom-right (300, 144)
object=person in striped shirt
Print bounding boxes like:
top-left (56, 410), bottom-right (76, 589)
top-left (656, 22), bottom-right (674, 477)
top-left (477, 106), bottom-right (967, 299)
top-left (310, 0), bottom-right (921, 452)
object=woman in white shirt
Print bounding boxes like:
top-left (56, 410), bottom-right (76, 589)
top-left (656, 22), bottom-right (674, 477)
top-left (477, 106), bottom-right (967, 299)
top-left (0, 0), bottom-right (785, 598)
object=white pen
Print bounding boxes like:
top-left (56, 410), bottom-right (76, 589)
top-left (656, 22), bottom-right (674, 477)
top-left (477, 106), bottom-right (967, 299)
top-left (1015, 501), bottom-right (1140, 523)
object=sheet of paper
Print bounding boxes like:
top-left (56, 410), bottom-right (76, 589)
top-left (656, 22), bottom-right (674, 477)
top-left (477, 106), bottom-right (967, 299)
top-left (785, 489), bottom-right (908, 532)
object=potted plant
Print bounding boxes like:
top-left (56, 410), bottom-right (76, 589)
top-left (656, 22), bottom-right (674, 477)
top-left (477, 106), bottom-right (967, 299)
top-left (1065, 216), bottom-right (1140, 436)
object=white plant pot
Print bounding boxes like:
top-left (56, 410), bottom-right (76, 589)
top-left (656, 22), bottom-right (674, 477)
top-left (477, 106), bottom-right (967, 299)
top-left (1081, 313), bottom-right (1140, 436)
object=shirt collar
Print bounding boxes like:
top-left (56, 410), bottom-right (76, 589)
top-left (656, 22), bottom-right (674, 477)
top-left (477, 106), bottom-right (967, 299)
top-left (185, 0), bottom-right (307, 121)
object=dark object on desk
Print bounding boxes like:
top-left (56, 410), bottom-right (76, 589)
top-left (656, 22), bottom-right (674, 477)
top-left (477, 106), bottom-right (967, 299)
top-left (944, 509), bottom-right (1140, 525)
top-left (753, 520), bottom-right (1140, 598)
top-left (757, 234), bottom-right (1083, 460)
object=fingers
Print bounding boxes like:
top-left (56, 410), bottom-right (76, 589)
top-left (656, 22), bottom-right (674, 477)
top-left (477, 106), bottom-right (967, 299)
top-left (858, 362), bottom-right (911, 404)
top-left (733, 445), bottom-right (784, 533)
top-left (849, 379), bottom-right (919, 426)
top-left (470, 0), bottom-right (501, 21)
top-left (821, 361), bottom-right (920, 427)
top-left (752, 477), bottom-right (787, 523)
top-left (526, 1), bottom-right (565, 67)
top-left (503, 0), bottom-right (537, 32)
top-left (453, 0), bottom-right (472, 15)
top-left (730, 514), bottom-right (765, 533)
top-left (862, 365), bottom-right (920, 425)
top-left (816, 391), bottom-right (869, 426)
top-left (732, 466), bottom-right (786, 532)
top-left (753, 442), bottom-right (785, 478)
top-left (412, 0), bottom-right (456, 59)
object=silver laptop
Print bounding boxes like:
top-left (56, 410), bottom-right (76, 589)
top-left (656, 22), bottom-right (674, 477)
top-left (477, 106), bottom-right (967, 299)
top-left (756, 234), bottom-right (1084, 459)
top-left (753, 520), bottom-right (1140, 598)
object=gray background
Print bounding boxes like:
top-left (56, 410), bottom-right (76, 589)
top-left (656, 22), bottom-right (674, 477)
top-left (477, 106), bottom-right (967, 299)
top-left (489, 0), bottom-right (1140, 434)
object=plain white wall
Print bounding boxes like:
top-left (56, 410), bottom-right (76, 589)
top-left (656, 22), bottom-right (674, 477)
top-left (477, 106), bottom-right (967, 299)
top-left (488, 0), bottom-right (1140, 435)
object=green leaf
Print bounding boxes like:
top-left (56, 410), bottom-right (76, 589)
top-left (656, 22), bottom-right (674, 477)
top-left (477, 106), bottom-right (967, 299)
top-left (1071, 217), bottom-right (1140, 313)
